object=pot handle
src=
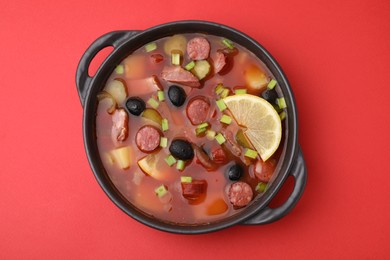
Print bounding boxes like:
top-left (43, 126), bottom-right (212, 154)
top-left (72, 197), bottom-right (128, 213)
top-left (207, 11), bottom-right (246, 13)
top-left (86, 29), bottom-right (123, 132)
top-left (75, 30), bottom-right (140, 107)
top-left (242, 147), bottom-right (307, 225)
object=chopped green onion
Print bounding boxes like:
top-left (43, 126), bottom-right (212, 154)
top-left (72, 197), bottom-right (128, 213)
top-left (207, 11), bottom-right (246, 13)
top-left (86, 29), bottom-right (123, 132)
top-left (195, 127), bottom-right (207, 136)
top-left (279, 111), bottom-right (286, 120)
top-left (277, 97), bottom-right (287, 109)
top-left (164, 155), bottom-right (177, 166)
top-left (215, 133), bottom-right (226, 145)
top-left (160, 137), bottom-right (168, 148)
top-left (206, 130), bottom-right (216, 140)
top-left (197, 122), bottom-right (209, 129)
top-left (255, 182), bottom-right (267, 193)
top-left (244, 148), bottom-right (258, 159)
top-left (215, 84), bottom-right (225, 95)
top-left (147, 98), bottom-right (159, 109)
top-left (161, 118), bottom-right (169, 132)
top-left (267, 79), bottom-right (277, 90)
top-left (171, 51), bottom-right (181, 65)
top-left (145, 42), bottom-right (157, 52)
top-left (235, 89), bottom-right (247, 95)
top-left (221, 88), bottom-right (230, 98)
top-left (155, 185), bottom-right (168, 197)
top-left (184, 61), bottom-right (195, 70)
top-left (115, 65), bottom-right (124, 75)
top-left (157, 90), bottom-right (165, 101)
top-left (216, 99), bottom-right (227, 111)
top-left (181, 176), bottom-right (192, 183)
top-left (222, 38), bottom-right (234, 49)
top-left (176, 160), bottom-right (185, 171)
top-left (220, 114), bottom-right (232, 125)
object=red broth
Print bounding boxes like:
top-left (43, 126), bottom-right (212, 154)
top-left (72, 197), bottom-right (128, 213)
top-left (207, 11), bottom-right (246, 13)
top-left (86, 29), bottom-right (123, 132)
top-left (95, 34), bottom-right (286, 224)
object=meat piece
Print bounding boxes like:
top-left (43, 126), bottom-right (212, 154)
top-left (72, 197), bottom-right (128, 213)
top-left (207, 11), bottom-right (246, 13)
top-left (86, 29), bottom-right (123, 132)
top-left (161, 66), bottom-right (200, 88)
top-left (254, 159), bottom-right (277, 182)
top-left (193, 145), bottom-right (217, 171)
top-left (214, 48), bottom-right (238, 75)
top-left (186, 96), bottom-right (210, 125)
top-left (213, 51), bottom-right (226, 74)
top-left (210, 147), bottom-right (228, 164)
top-left (111, 108), bottom-right (129, 144)
top-left (228, 182), bottom-right (253, 208)
top-left (181, 179), bottom-right (208, 200)
top-left (187, 37), bottom-right (210, 60)
top-left (135, 125), bottom-right (161, 153)
top-left (221, 129), bottom-right (242, 157)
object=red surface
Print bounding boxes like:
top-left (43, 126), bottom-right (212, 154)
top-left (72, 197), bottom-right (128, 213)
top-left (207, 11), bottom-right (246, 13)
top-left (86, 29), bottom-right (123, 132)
top-left (1, 0), bottom-right (389, 259)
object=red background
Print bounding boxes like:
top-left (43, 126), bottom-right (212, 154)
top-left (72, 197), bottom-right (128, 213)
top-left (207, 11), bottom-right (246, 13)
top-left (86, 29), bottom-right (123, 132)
top-left (1, 0), bottom-right (389, 259)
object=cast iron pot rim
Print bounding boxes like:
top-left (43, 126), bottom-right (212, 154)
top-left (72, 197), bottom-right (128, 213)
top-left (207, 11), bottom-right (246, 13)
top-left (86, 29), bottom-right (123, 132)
top-left (82, 20), bottom-right (298, 234)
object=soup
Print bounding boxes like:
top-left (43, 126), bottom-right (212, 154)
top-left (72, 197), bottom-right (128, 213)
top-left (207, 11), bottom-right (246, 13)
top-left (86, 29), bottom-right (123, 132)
top-left (95, 33), bottom-right (287, 224)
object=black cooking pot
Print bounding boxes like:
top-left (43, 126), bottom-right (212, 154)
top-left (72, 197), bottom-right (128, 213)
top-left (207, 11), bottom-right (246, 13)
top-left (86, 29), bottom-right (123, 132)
top-left (76, 20), bottom-right (307, 234)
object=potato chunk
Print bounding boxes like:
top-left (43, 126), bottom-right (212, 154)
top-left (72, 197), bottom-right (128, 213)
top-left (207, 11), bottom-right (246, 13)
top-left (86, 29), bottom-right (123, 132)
top-left (244, 64), bottom-right (269, 91)
top-left (110, 146), bottom-right (132, 169)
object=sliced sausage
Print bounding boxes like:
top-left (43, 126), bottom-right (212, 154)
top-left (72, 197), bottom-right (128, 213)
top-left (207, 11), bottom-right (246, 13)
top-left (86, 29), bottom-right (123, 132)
top-left (254, 159), bottom-right (277, 182)
top-left (111, 108), bottom-right (129, 144)
top-left (161, 66), bottom-right (200, 87)
top-left (228, 182), bottom-right (253, 208)
top-left (221, 129), bottom-right (242, 157)
top-left (214, 48), bottom-right (238, 75)
top-left (186, 96), bottom-right (210, 125)
top-left (213, 50), bottom-right (226, 74)
top-left (135, 125), bottom-right (161, 153)
top-left (181, 179), bottom-right (208, 200)
top-left (193, 145), bottom-right (217, 171)
top-left (187, 37), bottom-right (210, 60)
top-left (210, 147), bottom-right (228, 164)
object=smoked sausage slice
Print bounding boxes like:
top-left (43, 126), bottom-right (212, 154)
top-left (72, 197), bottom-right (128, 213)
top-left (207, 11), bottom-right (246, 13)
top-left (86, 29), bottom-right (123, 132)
top-left (135, 125), bottom-right (161, 153)
top-left (187, 37), bottom-right (210, 60)
top-left (186, 96), bottom-right (210, 125)
top-left (228, 182), bottom-right (253, 208)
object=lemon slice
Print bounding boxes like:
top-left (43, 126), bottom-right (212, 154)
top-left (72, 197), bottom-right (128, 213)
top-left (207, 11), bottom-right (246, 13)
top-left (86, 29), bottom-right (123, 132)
top-left (223, 94), bottom-right (282, 161)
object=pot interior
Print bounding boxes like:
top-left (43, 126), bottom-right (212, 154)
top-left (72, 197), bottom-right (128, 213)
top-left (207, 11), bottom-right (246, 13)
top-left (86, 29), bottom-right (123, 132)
top-left (83, 21), bottom-right (298, 233)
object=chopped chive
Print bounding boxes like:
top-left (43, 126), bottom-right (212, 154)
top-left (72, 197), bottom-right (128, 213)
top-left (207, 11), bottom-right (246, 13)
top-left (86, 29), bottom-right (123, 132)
top-left (267, 79), bottom-right (277, 90)
top-left (161, 118), bottom-right (169, 132)
top-left (171, 51), bottom-right (181, 65)
top-left (155, 185), bottom-right (168, 197)
top-left (220, 114), bottom-right (232, 125)
top-left (255, 182), bottom-right (267, 193)
top-left (206, 130), bottom-right (216, 140)
top-left (157, 90), bottom-right (165, 101)
top-left (115, 65), bottom-right (124, 75)
top-left (216, 99), bottom-right (227, 111)
top-left (176, 160), bottom-right (185, 171)
top-left (181, 176), bottom-right (192, 183)
top-left (215, 84), bottom-right (225, 95)
top-left (215, 133), bottom-right (226, 145)
top-left (244, 148), bottom-right (258, 159)
top-left (277, 97), bottom-right (287, 109)
top-left (145, 42), bottom-right (157, 52)
top-left (220, 88), bottom-right (230, 98)
top-left (235, 89), bottom-right (247, 95)
top-left (195, 127), bottom-right (207, 136)
top-left (159, 137), bottom-right (168, 148)
top-left (147, 98), bottom-right (159, 109)
top-left (222, 38), bottom-right (234, 49)
top-left (279, 111), bottom-right (286, 120)
top-left (184, 61), bottom-right (195, 70)
top-left (197, 122), bottom-right (209, 129)
top-left (164, 155), bottom-right (177, 166)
